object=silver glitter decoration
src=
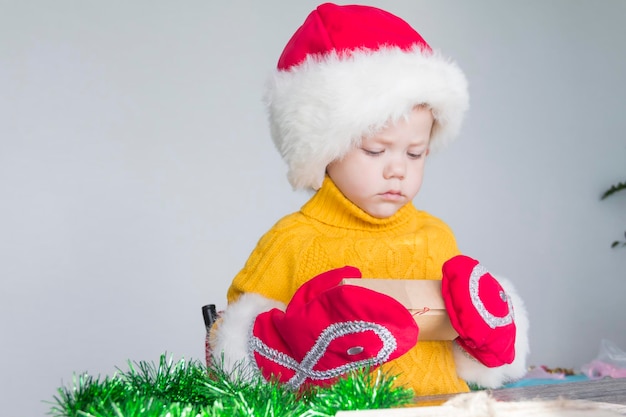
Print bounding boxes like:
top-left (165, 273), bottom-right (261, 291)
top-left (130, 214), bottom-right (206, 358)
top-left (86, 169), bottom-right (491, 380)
top-left (469, 264), bottom-right (514, 329)
top-left (248, 320), bottom-right (398, 390)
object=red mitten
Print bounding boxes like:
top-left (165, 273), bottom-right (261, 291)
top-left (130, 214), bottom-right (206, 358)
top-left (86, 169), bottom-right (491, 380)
top-left (441, 255), bottom-right (516, 368)
top-left (250, 266), bottom-right (419, 389)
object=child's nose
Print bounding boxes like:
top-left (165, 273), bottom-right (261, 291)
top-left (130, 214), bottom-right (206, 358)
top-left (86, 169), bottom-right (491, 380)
top-left (383, 156), bottom-right (406, 179)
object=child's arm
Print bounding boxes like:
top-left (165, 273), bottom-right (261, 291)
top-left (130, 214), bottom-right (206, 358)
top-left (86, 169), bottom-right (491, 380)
top-left (226, 216), bottom-right (308, 305)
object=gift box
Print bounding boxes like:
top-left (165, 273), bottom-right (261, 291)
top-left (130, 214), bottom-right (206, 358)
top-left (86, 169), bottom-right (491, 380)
top-left (340, 279), bottom-right (458, 341)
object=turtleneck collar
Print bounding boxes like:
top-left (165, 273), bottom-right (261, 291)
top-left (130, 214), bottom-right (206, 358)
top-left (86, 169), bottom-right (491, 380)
top-left (300, 175), bottom-right (417, 231)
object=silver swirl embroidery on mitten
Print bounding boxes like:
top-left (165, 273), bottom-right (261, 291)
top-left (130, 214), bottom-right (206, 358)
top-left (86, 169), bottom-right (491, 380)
top-left (249, 320), bottom-right (397, 389)
top-left (469, 264), bottom-right (515, 329)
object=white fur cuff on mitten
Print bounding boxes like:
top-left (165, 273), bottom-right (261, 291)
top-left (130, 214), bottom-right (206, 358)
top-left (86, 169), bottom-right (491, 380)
top-left (209, 293), bottom-right (285, 376)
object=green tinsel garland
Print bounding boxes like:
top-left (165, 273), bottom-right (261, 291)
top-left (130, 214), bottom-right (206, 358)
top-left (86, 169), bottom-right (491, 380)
top-left (49, 354), bottom-right (415, 417)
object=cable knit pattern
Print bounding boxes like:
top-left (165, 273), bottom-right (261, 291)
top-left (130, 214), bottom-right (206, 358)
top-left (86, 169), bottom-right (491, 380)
top-left (227, 176), bottom-right (469, 395)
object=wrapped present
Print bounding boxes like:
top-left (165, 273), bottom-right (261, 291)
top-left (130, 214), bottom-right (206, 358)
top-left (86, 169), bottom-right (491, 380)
top-left (341, 279), bottom-right (458, 341)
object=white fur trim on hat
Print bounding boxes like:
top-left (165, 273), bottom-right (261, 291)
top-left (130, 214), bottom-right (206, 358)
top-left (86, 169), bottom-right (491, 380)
top-left (265, 47), bottom-right (469, 190)
top-left (453, 276), bottom-right (530, 388)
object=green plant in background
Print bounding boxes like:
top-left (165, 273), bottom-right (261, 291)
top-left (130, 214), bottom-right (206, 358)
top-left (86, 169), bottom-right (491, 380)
top-left (601, 181), bottom-right (626, 248)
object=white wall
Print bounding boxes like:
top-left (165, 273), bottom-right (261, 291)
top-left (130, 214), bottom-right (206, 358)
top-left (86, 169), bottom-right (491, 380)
top-left (1, 1), bottom-right (625, 416)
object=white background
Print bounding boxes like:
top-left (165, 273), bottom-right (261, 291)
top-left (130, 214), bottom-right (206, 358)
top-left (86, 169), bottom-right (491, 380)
top-left (1, 1), bottom-right (625, 416)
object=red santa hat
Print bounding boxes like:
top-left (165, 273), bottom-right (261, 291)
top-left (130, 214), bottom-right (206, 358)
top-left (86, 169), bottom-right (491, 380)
top-left (265, 3), bottom-right (469, 190)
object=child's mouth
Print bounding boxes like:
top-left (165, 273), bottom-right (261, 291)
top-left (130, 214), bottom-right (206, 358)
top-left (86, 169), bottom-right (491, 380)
top-left (380, 191), bottom-right (403, 201)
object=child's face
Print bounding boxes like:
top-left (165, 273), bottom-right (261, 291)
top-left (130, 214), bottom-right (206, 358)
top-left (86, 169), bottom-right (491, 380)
top-left (327, 106), bottom-right (433, 218)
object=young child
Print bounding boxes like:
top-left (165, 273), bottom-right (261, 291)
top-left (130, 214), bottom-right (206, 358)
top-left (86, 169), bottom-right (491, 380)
top-left (210, 3), bottom-right (529, 396)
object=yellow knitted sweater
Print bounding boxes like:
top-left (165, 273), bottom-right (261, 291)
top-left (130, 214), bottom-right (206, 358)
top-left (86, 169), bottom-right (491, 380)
top-left (227, 176), bottom-right (469, 395)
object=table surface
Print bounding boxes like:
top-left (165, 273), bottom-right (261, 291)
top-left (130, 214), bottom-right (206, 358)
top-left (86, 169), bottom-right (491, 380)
top-left (337, 378), bottom-right (626, 416)
top-left (490, 377), bottom-right (626, 405)
top-left (416, 377), bottom-right (626, 406)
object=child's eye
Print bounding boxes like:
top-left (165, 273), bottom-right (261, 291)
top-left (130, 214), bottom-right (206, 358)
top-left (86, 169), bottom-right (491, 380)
top-left (407, 152), bottom-right (424, 159)
top-left (361, 148), bottom-right (384, 156)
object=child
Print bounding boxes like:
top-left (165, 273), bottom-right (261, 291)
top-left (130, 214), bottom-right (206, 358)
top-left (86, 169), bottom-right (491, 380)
top-left (210, 3), bottom-right (529, 395)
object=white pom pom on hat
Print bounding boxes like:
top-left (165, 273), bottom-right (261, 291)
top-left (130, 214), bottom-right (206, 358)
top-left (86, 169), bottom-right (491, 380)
top-left (264, 3), bottom-right (469, 190)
